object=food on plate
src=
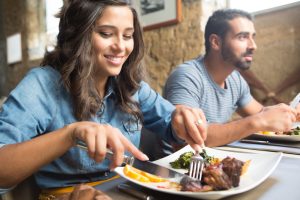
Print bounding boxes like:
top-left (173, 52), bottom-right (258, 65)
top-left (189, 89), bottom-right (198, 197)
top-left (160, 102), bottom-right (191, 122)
top-left (180, 176), bottom-right (213, 192)
top-left (275, 126), bottom-right (300, 135)
top-left (259, 126), bottom-right (300, 136)
top-left (123, 165), bottom-right (167, 183)
top-left (259, 131), bottom-right (275, 135)
top-left (241, 159), bottom-right (251, 175)
top-left (122, 150), bottom-right (251, 192)
top-left (219, 157), bottom-right (244, 187)
top-left (170, 151), bottom-right (220, 169)
top-left (123, 165), bottom-right (150, 182)
top-left (123, 165), bottom-right (182, 191)
top-left (170, 151), bottom-right (250, 192)
top-left (169, 151), bottom-right (193, 169)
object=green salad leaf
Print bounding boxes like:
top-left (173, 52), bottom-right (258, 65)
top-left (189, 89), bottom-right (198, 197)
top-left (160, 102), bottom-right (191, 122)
top-left (169, 151), bottom-right (194, 169)
top-left (169, 150), bottom-right (216, 169)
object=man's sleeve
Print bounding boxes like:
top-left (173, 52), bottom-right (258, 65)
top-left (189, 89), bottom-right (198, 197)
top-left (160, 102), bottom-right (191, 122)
top-left (237, 74), bottom-right (253, 108)
top-left (163, 65), bottom-right (202, 108)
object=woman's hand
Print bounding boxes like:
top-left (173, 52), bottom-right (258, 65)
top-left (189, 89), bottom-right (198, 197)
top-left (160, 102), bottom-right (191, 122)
top-left (67, 122), bottom-right (148, 169)
top-left (171, 105), bottom-right (207, 152)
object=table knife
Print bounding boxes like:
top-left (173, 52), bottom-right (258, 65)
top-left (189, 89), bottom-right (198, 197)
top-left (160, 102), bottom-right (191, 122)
top-left (76, 142), bottom-right (185, 180)
top-left (290, 93), bottom-right (300, 109)
top-left (117, 183), bottom-right (154, 200)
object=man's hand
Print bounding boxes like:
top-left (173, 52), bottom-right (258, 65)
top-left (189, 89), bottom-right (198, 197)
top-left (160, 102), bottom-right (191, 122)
top-left (257, 103), bottom-right (297, 132)
top-left (296, 103), bottom-right (300, 121)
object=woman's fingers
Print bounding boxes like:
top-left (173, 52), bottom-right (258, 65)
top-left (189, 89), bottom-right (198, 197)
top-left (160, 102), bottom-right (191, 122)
top-left (71, 122), bottom-right (147, 169)
top-left (191, 107), bottom-right (208, 141)
top-left (116, 129), bottom-right (149, 161)
top-left (172, 105), bottom-right (207, 151)
top-left (94, 130), bottom-right (107, 163)
top-left (105, 126), bottom-right (148, 169)
top-left (106, 128), bottom-right (127, 169)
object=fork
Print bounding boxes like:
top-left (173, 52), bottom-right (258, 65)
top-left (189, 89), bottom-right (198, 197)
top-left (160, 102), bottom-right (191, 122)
top-left (188, 145), bottom-right (205, 181)
top-left (76, 142), bottom-right (134, 165)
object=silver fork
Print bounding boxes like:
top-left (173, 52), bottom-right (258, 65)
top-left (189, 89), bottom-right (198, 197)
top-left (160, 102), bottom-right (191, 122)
top-left (189, 146), bottom-right (205, 181)
top-left (76, 142), bottom-right (134, 165)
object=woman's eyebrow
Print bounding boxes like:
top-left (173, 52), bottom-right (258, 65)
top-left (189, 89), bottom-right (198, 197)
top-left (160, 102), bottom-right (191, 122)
top-left (95, 25), bottom-right (134, 31)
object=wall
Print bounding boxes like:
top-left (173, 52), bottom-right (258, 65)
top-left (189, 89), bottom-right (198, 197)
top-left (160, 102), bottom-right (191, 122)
top-left (248, 2), bottom-right (300, 103)
top-left (0, 0), bottom-right (5, 96)
top-left (143, 0), bottom-right (226, 93)
top-left (0, 0), bottom-right (299, 103)
top-left (0, 0), bottom-right (44, 96)
top-left (0, 0), bottom-right (224, 96)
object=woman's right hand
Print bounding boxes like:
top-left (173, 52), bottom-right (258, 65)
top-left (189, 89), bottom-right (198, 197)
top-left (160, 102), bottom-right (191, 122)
top-left (67, 122), bottom-right (148, 169)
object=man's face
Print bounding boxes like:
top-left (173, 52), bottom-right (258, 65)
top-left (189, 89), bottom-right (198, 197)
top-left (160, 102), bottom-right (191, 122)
top-left (221, 17), bottom-right (257, 70)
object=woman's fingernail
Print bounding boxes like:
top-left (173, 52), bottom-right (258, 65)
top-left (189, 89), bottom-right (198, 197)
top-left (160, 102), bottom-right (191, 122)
top-left (194, 145), bottom-right (201, 152)
top-left (142, 154), bottom-right (149, 161)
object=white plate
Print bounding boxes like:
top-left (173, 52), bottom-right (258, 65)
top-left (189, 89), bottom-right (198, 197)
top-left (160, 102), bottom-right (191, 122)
top-left (252, 122), bottom-right (300, 142)
top-left (115, 145), bottom-right (282, 200)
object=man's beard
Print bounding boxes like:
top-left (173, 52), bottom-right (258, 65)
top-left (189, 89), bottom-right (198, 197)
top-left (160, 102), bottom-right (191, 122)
top-left (221, 44), bottom-right (253, 71)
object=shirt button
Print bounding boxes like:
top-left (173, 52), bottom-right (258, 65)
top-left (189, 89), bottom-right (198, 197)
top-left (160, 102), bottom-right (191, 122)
top-left (104, 171), bottom-right (109, 176)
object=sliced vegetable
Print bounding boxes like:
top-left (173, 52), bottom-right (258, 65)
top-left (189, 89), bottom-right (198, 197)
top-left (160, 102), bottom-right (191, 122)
top-left (123, 164), bottom-right (166, 183)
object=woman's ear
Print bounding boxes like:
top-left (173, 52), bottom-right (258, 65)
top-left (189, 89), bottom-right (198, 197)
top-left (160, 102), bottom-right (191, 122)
top-left (209, 34), bottom-right (222, 51)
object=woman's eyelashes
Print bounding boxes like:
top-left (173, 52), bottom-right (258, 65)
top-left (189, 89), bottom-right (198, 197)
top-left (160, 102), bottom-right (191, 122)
top-left (98, 31), bottom-right (133, 40)
top-left (123, 33), bottom-right (133, 40)
top-left (99, 32), bottom-right (112, 38)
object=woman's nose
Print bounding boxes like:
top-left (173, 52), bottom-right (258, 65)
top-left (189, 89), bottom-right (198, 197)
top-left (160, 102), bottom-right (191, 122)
top-left (112, 37), bottom-right (125, 51)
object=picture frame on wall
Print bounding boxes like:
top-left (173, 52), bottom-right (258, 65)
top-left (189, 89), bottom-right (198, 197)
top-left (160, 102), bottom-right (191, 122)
top-left (130, 0), bottom-right (182, 31)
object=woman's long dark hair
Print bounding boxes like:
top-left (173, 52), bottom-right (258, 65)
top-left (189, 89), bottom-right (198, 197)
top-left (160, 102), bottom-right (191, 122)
top-left (41, 0), bottom-right (145, 121)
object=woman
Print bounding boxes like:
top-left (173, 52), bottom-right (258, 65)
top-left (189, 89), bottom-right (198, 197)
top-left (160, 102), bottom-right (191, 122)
top-left (0, 0), bottom-right (207, 198)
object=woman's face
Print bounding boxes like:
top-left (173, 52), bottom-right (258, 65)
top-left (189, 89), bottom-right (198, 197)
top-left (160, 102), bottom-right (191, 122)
top-left (92, 6), bottom-right (134, 79)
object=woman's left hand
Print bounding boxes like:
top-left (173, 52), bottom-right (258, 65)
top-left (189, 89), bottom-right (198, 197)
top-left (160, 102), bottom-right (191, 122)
top-left (171, 105), bottom-right (207, 151)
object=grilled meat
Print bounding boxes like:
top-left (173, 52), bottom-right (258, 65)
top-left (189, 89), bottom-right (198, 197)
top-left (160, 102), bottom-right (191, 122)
top-left (221, 157), bottom-right (244, 187)
top-left (180, 176), bottom-right (213, 192)
top-left (202, 164), bottom-right (232, 190)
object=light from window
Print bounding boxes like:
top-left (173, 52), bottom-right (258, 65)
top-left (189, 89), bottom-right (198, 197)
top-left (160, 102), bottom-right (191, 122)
top-left (229, 0), bottom-right (300, 13)
top-left (46, 0), bottom-right (63, 51)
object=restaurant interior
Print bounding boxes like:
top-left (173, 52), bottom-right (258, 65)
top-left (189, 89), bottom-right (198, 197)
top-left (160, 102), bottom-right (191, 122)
top-left (0, 0), bottom-right (300, 200)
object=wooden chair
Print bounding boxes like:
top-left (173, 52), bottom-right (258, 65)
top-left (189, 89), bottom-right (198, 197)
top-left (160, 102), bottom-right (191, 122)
top-left (0, 176), bottom-right (40, 200)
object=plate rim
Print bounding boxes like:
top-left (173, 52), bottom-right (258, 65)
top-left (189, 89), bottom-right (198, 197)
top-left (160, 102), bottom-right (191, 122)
top-left (253, 132), bottom-right (300, 142)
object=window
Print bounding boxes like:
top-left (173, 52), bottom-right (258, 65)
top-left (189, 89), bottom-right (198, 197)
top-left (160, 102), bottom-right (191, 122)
top-left (46, 0), bottom-right (63, 51)
top-left (229, 0), bottom-right (300, 13)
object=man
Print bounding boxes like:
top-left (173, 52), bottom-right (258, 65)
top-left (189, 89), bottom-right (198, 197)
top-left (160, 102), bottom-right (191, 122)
top-left (163, 9), bottom-right (299, 147)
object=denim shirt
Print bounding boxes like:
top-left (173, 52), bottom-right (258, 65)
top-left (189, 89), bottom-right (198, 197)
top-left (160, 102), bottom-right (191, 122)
top-left (0, 66), bottom-right (178, 191)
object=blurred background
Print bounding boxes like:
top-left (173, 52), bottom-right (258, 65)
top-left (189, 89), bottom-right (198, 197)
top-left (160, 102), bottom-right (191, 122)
top-left (0, 0), bottom-right (300, 106)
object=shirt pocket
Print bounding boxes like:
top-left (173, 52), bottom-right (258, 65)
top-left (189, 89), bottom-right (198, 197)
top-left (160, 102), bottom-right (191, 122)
top-left (122, 118), bottom-right (142, 135)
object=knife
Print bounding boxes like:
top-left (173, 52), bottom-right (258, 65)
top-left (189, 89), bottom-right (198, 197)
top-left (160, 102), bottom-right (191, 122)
top-left (117, 183), bottom-right (155, 200)
top-left (290, 93), bottom-right (300, 109)
top-left (76, 142), bottom-right (186, 179)
top-left (240, 139), bottom-right (300, 149)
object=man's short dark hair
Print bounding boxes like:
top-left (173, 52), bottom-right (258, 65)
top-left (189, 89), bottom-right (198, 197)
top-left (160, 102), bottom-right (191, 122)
top-left (204, 9), bottom-right (253, 53)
